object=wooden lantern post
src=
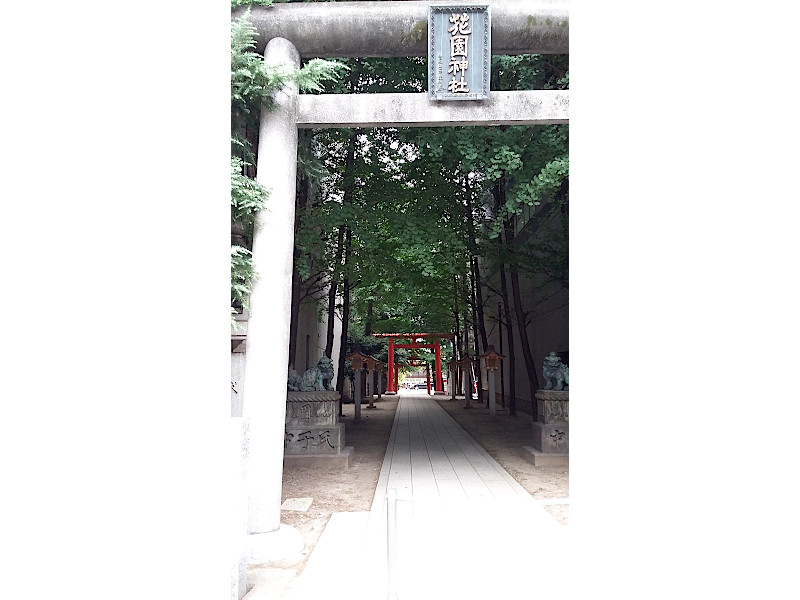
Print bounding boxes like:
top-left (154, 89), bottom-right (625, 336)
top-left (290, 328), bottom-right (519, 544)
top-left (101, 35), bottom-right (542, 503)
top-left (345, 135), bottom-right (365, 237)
top-left (479, 345), bottom-right (505, 416)
top-left (366, 356), bottom-right (377, 409)
top-left (447, 358), bottom-right (459, 401)
top-left (345, 350), bottom-right (369, 423)
top-left (375, 361), bottom-right (384, 402)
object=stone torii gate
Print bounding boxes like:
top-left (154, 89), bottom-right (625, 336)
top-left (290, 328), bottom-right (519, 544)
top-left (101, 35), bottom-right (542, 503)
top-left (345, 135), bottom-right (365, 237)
top-left (233, 0), bottom-right (569, 565)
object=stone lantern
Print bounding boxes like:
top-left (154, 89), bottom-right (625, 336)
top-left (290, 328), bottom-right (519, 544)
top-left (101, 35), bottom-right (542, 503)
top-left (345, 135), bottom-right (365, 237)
top-left (479, 345), bottom-right (505, 416)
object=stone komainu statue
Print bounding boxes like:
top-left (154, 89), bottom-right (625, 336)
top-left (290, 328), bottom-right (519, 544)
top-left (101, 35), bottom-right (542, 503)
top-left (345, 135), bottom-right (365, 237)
top-left (288, 356), bottom-right (335, 392)
top-left (542, 351), bottom-right (569, 391)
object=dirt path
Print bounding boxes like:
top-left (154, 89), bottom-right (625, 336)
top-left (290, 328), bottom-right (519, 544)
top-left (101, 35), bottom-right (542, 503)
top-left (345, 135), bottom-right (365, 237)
top-left (246, 393), bottom-right (568, 598)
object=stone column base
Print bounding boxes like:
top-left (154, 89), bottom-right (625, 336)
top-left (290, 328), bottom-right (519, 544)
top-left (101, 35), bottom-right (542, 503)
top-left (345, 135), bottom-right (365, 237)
top-left (247, 525), bottom-right (304, 565)
top-left (532, 389), bottom-right (569, 454)
top-left (285, 422), bottom-right (346, 455)
top-left (283, 446), bottom-right (354, 468)
top-left (522, 446), bottom-right (569, 467)
top-left (532, 422), bottom-right (569, 454)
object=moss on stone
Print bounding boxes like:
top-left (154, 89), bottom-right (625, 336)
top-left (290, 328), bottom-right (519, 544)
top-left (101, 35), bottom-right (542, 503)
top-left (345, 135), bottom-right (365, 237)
top-left (411, 20), bottom-right (427, 41)
top-left (401, 19), bottom-right (427, 46)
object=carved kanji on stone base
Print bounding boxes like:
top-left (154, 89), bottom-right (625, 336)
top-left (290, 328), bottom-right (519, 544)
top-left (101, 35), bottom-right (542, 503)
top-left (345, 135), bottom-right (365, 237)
top-left (285, 391), bottom-right (345, 456)
top-left (532, 390), bottom-right (569, 454)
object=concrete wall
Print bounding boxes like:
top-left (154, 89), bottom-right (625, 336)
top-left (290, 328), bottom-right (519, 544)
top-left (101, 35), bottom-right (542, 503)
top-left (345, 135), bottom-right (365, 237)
top-left (482, 210), bottom-right (568, 415)
top-left (293, 295), bottom-right (342, 383)
top-left (485, 281), bottom-right (568, 415)
top-left (232, 292), bottom-right (343, 416)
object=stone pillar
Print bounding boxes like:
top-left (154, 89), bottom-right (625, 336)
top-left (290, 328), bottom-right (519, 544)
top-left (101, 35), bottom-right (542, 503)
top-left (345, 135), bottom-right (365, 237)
top-left (354, 370), bottom-right (362, 423)
top-left (367, 367), bottom-right (375, 408)
top-left (532, 390), bottom-right (569, 453)
top-left (386, 340), bottom-right (396, 394)
top-left (487, 369), bottom-right (497, 417)
top-left (463, 366), bottom-right (473, 409)
top-left (241, 37), bottom-right (303, 562)
top-left (426, 363), bottom-right (431, 395)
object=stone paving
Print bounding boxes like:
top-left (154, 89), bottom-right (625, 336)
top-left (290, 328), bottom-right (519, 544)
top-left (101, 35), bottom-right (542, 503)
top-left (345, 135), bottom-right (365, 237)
top-left (281, 392), bottom-right (568, 599)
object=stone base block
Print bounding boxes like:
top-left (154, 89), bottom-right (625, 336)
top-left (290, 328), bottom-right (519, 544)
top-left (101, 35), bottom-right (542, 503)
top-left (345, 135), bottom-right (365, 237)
top-left (246, 525), bottom-right (304, 565)
top-left (286, 392), bottom-right (340, 427)
top-left (283, 446), bottom-right (353, 468)
top-left (285, 423), bottom-right (345, 455)
top-left (532, 421), bottom-right (569, 454)
top-left (535, 390), bottom-right (569, 424)
top-left (522, 446), bottom-right (569, 467)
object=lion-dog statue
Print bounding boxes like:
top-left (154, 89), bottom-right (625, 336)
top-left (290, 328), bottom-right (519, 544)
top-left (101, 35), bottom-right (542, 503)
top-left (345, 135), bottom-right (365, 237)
top-left (288, 356), bottom-right (335, 392)
top-left (542, 351), bottom-right (569, 391)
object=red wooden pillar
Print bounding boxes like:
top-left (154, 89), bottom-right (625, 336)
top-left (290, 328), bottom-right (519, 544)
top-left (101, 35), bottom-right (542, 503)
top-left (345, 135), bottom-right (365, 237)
top-left (387, 339), bottom-right (396, 393)
top-left (394, 363), bottom-right (399, 393)
top-left (434, 342), bottom-right (444, 393)
top-left (426, 363), bottom-right (431, 395)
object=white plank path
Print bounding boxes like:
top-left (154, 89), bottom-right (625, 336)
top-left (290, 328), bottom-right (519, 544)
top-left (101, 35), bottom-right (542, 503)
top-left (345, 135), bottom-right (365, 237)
top-left (282, 392), bottom-right (568, 600)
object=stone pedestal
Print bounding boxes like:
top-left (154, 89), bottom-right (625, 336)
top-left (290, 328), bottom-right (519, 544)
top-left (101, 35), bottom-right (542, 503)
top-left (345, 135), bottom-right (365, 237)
top-left (524, 390), bottom-right (569, 466)
top-left (285, 391), bottom-right (353, 467)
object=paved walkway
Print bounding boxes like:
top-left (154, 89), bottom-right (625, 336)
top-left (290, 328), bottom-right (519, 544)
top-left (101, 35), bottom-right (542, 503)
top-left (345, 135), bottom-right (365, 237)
top-left (283, 392), bottom-right (568, 599)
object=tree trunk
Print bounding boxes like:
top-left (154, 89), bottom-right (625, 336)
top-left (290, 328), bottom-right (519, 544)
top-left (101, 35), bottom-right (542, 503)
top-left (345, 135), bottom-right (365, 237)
top-left (452, 274), bottom-right (462, 392)
top-left (324, 224), bottom-right (345, 358)
top-left (335, 228), bottom-right (353, 415)
top-left (363, 299), bottom-right (374, 337)
top-left (498, 302), bottom-right (505, 408)
top-left (288, 263), bottom-right (301, 369)
top-left (471, 256), bottom-right (490, 402)
top-left (499, 259), bottom-right (516, 416)
top-left (472, 256), bottom-right (489, 350)
top-left (325, 130), bottom-right (357, 357)
top-left (469, 259), bottom-right (483, 402)
top-left (504, 216), bottom-right (540, 420)
top-left (290, 144), bottom-right (312, 369)
top-left (511, 266), bottom-right (540, 419)
top-left (462, 174), bottom-right (488, 355)
top-left (494, 183), bottom-right (517, 416)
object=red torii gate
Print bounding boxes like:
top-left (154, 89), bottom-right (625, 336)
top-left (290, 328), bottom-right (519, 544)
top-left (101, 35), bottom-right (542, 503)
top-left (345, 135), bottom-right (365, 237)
top-left (404, 358), bottom-right (433, 395)
top-left (373, 333), bottom-right (455, 395)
